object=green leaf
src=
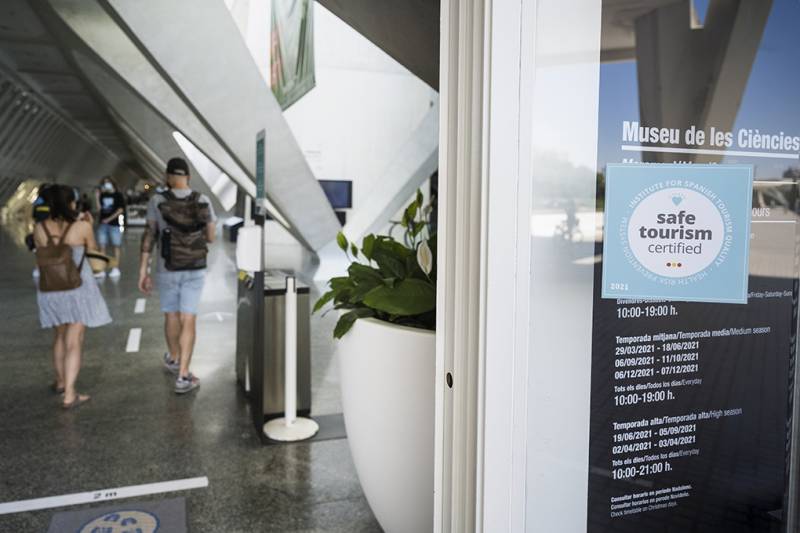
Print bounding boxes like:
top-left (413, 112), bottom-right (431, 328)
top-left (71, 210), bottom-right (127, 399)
top-left (328, 276), bottom-right (355, 306)
top-left (348, 263), bottom-right (383, 284)
top-left (371, 237), bottom-right (413, 278)
top-left (363, 278), bottom-right (436, 316)
top-left (373, 237), bottom-right (413, 258)
top-left (334, 287), bottom-right (354, 304)
top-left (346, 264), bottom-right (383, 304)
top-left (313, 290), bottom-right (335, 314)
top-left (334, 308), bottom-right (375, 339)
top-left (329, 276), bottom-right (353, 291)
top-left (349, 279), bottom-right (381, 303)
top-left (405, 254), bottom-right (425, 279)
top-left (373, 250), bottom-right (406, 279)
top-left (336, 232), bottom-right (348, 252)
top-left (404, 201), bottom-right (418, 225)
top-left (351, 243), bottom-right (359, 257)
top-left (362, 234), bottom-right (375, 260)
top-left (416, 189), bottom-right (424, 208)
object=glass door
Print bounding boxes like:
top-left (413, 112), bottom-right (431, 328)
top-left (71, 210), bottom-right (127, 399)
top-left (524, 1), bottom-right (800, 531)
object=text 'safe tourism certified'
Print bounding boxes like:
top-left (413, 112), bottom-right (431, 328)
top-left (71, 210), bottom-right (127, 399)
top-left (602, 164), bottom-right (752, 303)
top-left (626, 187), bottom-right (728, 279)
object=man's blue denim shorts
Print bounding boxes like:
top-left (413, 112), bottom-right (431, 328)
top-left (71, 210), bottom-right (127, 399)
top-left (157, 269), bottom-right (205, 314)
top-left (96, 223), bottom-right (122, 248)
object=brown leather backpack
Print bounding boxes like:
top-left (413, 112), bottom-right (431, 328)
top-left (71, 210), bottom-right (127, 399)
top-left (36, 221), bottom-right (84, 292)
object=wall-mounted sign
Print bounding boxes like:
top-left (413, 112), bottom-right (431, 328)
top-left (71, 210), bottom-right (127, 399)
top-left (255, 129), bottom-right (266, 202)
top-left (271, 0), bottom-right (315, 110)
top-left (602, 164), bottom-right (753, 304)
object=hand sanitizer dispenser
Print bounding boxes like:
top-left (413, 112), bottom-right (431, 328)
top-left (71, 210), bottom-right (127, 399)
top-left (236, 225), bottom-right (263, 272)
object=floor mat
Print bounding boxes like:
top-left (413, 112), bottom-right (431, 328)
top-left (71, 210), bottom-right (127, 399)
top-left (47, 497), bottom-right (186, 533)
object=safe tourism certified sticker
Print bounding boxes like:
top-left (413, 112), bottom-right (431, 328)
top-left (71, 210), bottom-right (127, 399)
top-left (601, 164), bottom-right (753, 303)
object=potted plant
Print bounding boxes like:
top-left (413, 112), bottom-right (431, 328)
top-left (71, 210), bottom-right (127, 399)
top-left (314, 191), bottom-right (436, 533)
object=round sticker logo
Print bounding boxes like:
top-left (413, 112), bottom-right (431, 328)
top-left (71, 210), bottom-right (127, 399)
top-left (78, 510), bottom-right (160, 533)
top-left (625, 186), bottom-right (729, 280)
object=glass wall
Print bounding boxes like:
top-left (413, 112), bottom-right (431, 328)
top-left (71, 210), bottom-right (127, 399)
top-left (526, 1), bottom-right (800, 531)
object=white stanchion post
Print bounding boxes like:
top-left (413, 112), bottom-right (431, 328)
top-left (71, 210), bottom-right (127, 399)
top-left (263, 276), bottom-right (319, 442)
top-left (285, 276), bottom-right (297, 426)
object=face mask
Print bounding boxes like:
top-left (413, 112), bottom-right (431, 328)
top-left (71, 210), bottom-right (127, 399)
top-left (102, 182), bottom-right (114, 192)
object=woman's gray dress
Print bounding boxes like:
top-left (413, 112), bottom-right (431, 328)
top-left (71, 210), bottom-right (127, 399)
top-left (37, 246), bottom-right (112, 328)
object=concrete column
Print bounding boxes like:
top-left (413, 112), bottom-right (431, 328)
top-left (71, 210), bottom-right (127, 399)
top-left (634, 0), bottom-right (772, 163)
top-left (317, 0), bottom-right (439, 90)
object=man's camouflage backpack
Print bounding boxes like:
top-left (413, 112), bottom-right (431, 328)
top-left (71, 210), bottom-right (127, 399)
top-left (157, 190), bottom-right (211, 271)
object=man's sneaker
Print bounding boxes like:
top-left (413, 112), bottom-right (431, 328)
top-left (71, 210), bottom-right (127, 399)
top-left (175, 374), bottom-right (200, 394)
top-left (109, 267), bottom-right (121, 279)
top-left (163, 353), bottom-right (180, 374)
top-left (94, 270), bottom-right (106, 280)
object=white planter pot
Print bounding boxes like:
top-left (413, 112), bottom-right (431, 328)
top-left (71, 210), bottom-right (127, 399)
top-left (337, 317), bottom-right (435, 533)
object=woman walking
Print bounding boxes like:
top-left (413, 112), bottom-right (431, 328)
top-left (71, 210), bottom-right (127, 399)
top-left (34, 185), bottom-right (111, 408)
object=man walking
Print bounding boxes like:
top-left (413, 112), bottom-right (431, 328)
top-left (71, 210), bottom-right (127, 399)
top-left (96, 176), bottom-right (126, 279)
top-left (138, 157), bottom-right (216, 394)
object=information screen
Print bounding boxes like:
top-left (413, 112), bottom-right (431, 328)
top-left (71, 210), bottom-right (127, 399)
top-left (587, 1), bottom-right (800, 531)
top-left (318, 180), bottom-right (352, 209)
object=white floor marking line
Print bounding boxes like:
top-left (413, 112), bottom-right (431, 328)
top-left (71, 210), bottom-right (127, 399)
top-left (0, 476), bottom-right (209, 515)
top-left (125, 328), bottom-right (142, 353)
top-left (134, 298), bottom-right (146, 313)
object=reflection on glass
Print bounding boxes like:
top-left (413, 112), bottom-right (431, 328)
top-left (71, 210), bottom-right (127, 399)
top-left (586, 1), bottom-right (800, 532)
top-left (524, 0), bottom-right (602, 530)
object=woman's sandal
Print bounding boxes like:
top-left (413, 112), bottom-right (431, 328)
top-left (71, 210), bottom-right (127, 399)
top-left (62, 394), bottom-right (91, 410)
top-left (50, 382), bottom-right (65, 395)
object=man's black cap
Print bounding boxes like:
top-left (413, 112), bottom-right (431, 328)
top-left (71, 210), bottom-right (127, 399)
top-left (166, 157), bottom-right (190, 176)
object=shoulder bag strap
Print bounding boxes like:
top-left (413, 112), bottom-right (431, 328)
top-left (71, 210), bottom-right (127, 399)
top-left (62, 221), bottom-right (85, 269)
top-left (40, 221), bottom-right (55, 245)
top-left (60, 221), bottom-right (76, 245)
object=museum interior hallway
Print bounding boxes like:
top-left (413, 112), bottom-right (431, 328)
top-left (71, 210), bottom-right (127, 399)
top-left (0, 221), bottom-right (382, 532)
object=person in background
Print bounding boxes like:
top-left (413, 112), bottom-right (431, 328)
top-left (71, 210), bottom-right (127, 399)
top-left (32, 184), bottom-right (52, 224)
top-left (34, 185), bottom-right (111, 408)
top-left (95, 176), bottom-right (125, 279)
top-left (138, 157), bottom-right (216, 394)
top-left (28, 184), bottom-right (53, 278)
